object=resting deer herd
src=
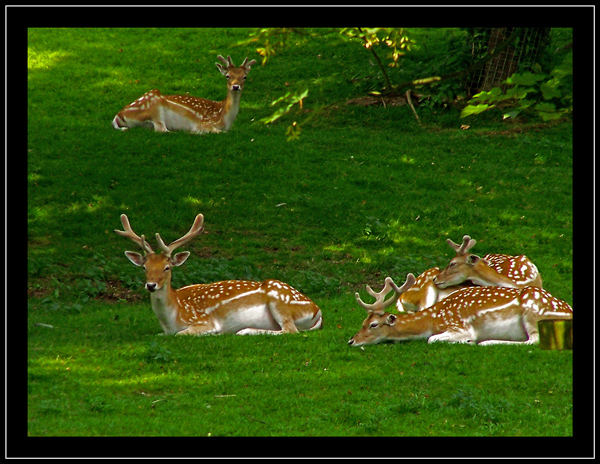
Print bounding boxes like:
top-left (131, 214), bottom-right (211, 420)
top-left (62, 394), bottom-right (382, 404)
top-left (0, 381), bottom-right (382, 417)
top-left (116, 213), bottom-right (572, 347)
top-left (113, 54), bottom-right (572, 347)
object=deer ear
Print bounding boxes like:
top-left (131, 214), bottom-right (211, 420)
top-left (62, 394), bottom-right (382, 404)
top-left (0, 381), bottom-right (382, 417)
top-left (124, 251), bottom-right (145, 267)
top-left (386, 314), bottom-right (397, 326)
top-left (466, 254), bottom-right (481, 265)
top-left (171, 251), bottom-right (190, 267)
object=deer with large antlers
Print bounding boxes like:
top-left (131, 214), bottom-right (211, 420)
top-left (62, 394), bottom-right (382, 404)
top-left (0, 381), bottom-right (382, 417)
top-left (348, 276), bottom-right (572, 347)
top-left (115, 214), bottom-right (322, 336)
top-left (433, 235), bottom-right (543, 290)
top-left (112, 55), bottom-right (257, 134)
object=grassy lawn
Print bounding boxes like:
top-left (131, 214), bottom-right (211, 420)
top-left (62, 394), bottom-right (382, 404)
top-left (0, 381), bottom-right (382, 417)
top-left (24, 26), bottom-right (582, 449)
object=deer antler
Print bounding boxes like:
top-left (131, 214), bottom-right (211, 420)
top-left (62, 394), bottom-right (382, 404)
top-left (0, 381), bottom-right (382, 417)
top-left (355, 274), bottom-right (416, 315)
top-left (217, 55), bottom-right (235, 68)
top-left (241, 57), bottom-right (257, 69)
top-left (155, 214), bottom-right (205, 258)
top-left (447, 235), bottom-right (477, 256)
top-left (114, 214), bottom-right (154, 255)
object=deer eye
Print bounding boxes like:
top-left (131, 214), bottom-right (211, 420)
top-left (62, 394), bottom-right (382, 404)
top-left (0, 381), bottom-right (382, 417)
top-left (449, 262), bottom-right (456, 267)
top-left (369, 322), bottom-right (379, 329)
top-left (164, 265), bottom-right (171, 272)
top-left (226, 74), bottom-right (230, 79)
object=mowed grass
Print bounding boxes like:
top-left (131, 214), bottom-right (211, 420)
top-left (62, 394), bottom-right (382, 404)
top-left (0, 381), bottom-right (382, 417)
top-left (25, 27), bottom-right (576, 444)
top-left (28, 300), bottom-right (573, 439)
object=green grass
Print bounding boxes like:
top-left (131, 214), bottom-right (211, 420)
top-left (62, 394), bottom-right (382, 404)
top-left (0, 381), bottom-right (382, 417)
top-left (28, 300), bottom-right (573, 438)
top-left (26, 27), bottom-right (574, 442)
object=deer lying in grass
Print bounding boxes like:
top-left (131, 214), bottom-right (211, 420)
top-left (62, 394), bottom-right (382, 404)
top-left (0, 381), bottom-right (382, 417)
top-left (115, 213), bottom-right (322, 336)
top-left (348, 275), bottom-right (572, 346)
top-left (434, 235), bottom-right (543, 290)
top-left (112, 55), bottom-right (256, 134)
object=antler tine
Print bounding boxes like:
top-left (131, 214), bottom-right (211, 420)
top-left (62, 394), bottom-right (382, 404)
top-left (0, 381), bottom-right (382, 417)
top-left (139, 234), bottom-right (155, 256)
top-left (155, 214), bottom-right (205, 257)
top-left (241, 57), bottom-right (257, 69)
top-left (447, 235), bottom-right (477, 256)
top-left (388, 273), bottom-right (417, 294)
top-left (364, 284), bottom-right (380, 299)
top-left (355, 277), bottom-right (402, 315)
top-left (155, 233), bottom-right (170, 256)
top-left (217, 55), bottom-right (230, 66)
top-left (459, 235), bottom-right (477, 255)
top-left (355, 292), bottom-right (372, 314)
top-left (114, 214), bottom-right (153, 254)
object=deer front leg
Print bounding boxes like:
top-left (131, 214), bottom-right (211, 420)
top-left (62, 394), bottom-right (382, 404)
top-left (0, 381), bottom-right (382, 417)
top-left (428, 328), bottom-right (475, 344)
top-left (477, 337), bottom-right (538, 346)
top-left (175, 323), bottom-right (219, 336)
top-left (236, 328), bottom-right (286, 336)
top-left (236, 321), bottom-right (298, 336)
top-left (151, 120), bottom-right (169, 133)
top-left (207, 125), bottom-right (223, 134)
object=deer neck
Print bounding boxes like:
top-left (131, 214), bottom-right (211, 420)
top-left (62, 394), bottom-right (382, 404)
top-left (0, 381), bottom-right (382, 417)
top-left (220, 90), bottom-right (242, 130)
top-left (400, 282), bottom-right (439, 312)
top-left (149, 283), bottom-right (185, 335)
top-left (471, 262), bottom-right (520, 288)
top-left (389, 311), bottom-right (436, 342)
top-left (438, 283), bottom-right (473, 300)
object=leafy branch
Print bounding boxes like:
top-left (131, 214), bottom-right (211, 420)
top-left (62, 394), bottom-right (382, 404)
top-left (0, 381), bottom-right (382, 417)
top-left (340, 28), bottom-right (415, 91)
top-left (259, 89), bottom-right (310, 141)
top-left (241, 27), bottom-right (556, 139)
top-left (383, 27), bottom-right (523, 96)
top-left (460, 49), bottom-right (573, 121)
top-left (238, 28), bottom-right (335, 65)
top-left (243, 27), bottom-right (416, 140)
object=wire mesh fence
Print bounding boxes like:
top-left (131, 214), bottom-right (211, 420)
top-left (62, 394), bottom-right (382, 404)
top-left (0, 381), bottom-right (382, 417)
top-left (465, 28), bottom-right (551, 96)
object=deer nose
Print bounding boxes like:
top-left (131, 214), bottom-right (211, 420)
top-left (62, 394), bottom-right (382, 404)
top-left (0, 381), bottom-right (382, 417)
top-left (231, 84), bottom-right (241, 91)
top-left (146, 282), bottom-right (157, 292)
top-left (348, 338), bottom-right (355, 346)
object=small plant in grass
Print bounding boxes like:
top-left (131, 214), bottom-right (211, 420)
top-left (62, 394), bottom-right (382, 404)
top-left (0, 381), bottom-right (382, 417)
top-left (83, 395), bottom-right (116, 414)
top-left (450, 388), bottom-right (514, 425)
top-left (143, 341), bottom-right (176, 364)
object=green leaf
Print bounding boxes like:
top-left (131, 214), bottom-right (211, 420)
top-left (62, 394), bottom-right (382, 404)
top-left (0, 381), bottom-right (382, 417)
top-left (535, 102), bottom-right (557, 113)
top-left (285, 122), bottom-right (302, 141)
top-left (534, 102), bottom-right (566, 121)
top-left (503, 110), bottom-right (521, 120)
top-left (260, 89), bottom-right (309, 125)
top-left (539, 111), bottom-right (566, 122)
top-left (540, 78), bottom-right (563, 100)
top-left (270, 91), bottom-right (293, 107)
top-left (460, 103), bottom-right (492, 118)
top-left (552, 52), bottom-right (573, 79)
top-left (505, 72), bottom-right (546, 86)
top-left (470, 87), bottom-right (502, 103)
top-left (504, 86), bottom-right (536, 100)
